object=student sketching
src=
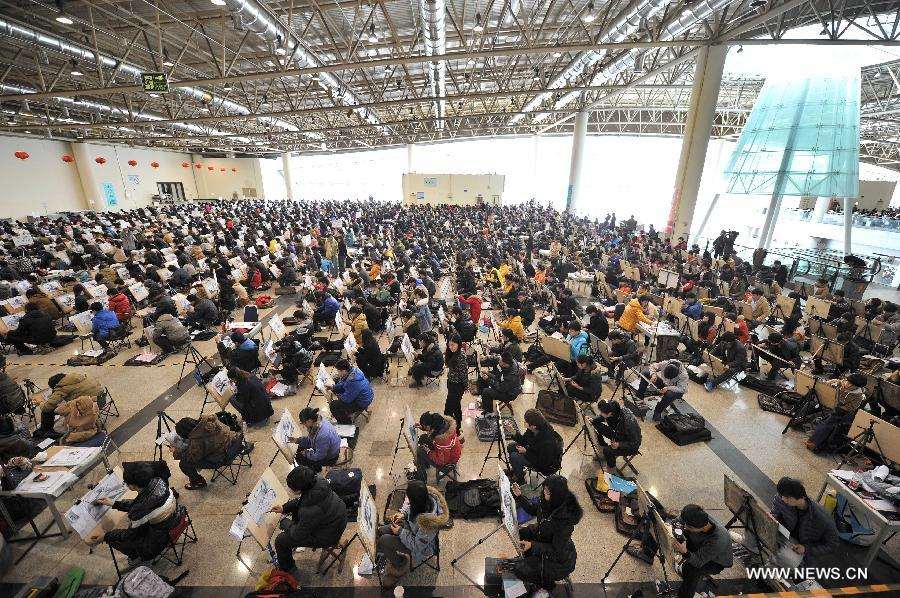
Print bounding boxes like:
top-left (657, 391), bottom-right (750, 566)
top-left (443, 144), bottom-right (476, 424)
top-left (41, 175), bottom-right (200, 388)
top-left (672, 505), bottom-right (734, 598)
top-left (288, 407), bottom-right (341, 472)
top-left (503, 409), bottom-right (563, 484)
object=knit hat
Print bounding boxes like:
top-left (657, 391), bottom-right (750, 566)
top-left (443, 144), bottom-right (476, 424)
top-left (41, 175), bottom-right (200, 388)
top-left (175, 417), bottom-right (198, 439)
top-left (680, 504), bottom-right (709, 528)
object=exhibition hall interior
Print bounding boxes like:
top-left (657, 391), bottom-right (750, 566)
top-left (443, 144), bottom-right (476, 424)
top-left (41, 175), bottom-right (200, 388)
top-left (0, 1), bottom-right (899, 597)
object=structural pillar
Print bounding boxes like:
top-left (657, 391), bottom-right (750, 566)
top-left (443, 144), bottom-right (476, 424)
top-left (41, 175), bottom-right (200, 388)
top-left (281, 152), bottom-right (294, 201)
top-left (406, 143), bottom-right (414, 173)
top-left (843, 197), bottom-right (853, 256)
top-left (812, 196), bottom-right (830, 223)
top-left (565, 109), bottom-right (588, 211)
top-left (666, 44), bottom-right (727, 243)
top-left (762, 194), bottom-right (784, 249)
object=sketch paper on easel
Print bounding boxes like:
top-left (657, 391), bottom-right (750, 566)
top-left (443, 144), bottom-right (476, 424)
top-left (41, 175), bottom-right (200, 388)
top-left (64, 471), bottom-right (126, 538)
top-left (246, 478), bottom-right (278, 526)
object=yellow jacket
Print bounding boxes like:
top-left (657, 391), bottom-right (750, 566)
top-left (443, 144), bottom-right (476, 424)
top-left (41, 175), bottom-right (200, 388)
top-left (350, 313), bottom-right (369, 345)
top-left (496, 264), bottom-right (511, 286)
top-left (501, 315), bottom-right (526, 341)
top-left (618, 299), bottom-right (652, 332)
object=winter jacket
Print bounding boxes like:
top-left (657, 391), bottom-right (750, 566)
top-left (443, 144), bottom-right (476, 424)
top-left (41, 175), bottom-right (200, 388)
top-left (109, 476), bottom-right (179, 560)
top-left (349, 313), bottom-right (368, 346)
top-left (356, 341), bottom-right (386, 379)
top-left (514, 488), bottom-right (583, 584)
top-left (501, 315), bottom-right (526, 341)
top-left (152, 296), bottom-right (178, 321)
top-left (416, 344), bottom-right (444, 374)
top-left (12, 309), bottom-right (57, 345)
top-left (618, 299), bottom-right (653, 332)
top-left (29, 292), bottom-right (62, 321)
top-left (297, 415), bottom-right (341, 463)
top-left (398, 486), bottom-right (449, 565)
top-left (684, 517), bottom-right (734, 570)
top-left (315, 295), bottom-right (340, 322)
top-left (152, 314), bottom-right (189, 346)
top-left (56, 395), bottom-right (100, 444)
top-left (107, 293), bottom-right (133, 322)
top-left (0, 371), bottom-right (25, 416)
top-left (190, 298), bottom-right (219, 327)
top-left (91, 308), bottom-right (120, 339)
top-left (44, 373), bottom-right (103, 412)
top-left (593, 409), bottom-right (642, 455)
top-left (566, 331), bottom-right (589, 361)
top-left (423, 415), bottom-right (462, 467)
top-left (485, 360), bottom-right (523, 400)
top-left (647, 359), bottom-right (689, 395)
top-left (333, 367), bottom-right (374, 411)
top-left (749, 296), bottom-right (772, 321)
top-left (174, 414), bottom-right (239, 465)
top-left (224, 338), bottom-right (261, 372)
top-left (681, 300), bottom-right (702, 320)
top-left (232, 375), bottom-right (274, 425)
top-left (772, 496), bottom-right (839, 566)
top-left (282, 475), bottom-right (348, 548)
top-left (569, 366), bottom-right (603, 400)
top-left (452, 313), bottom-right (476, 343)
top-left (458, 295), bottom-right (482, 324)
top-left (0, 428), bottom-right (37, 461)
top-left (512, 426), bottom-right (563, 476)
top-left (712, 339), bottom-right (748, 370)
top-left (415, 298), bottom-right (433, 333)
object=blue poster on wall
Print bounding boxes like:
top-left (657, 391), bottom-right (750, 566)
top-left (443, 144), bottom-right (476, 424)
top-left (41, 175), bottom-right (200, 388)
top-left (102, 182), bottom-right (119, 207)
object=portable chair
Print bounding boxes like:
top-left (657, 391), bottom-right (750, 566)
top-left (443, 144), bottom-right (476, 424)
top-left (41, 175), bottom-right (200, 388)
top-left (210, 437), bottom-right (253, 485)
top-left (409, 532), bottom-right (441, 574)
top-left (616, 449), bottom-right (641, 478)
top-left (97, 387), bottom-right (120, 429)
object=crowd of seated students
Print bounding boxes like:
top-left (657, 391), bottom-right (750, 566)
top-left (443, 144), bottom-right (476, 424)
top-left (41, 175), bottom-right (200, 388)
top-left (0, 199), bottom-right (896, 596)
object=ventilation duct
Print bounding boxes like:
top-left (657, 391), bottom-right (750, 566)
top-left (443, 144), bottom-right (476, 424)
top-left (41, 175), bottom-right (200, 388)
top-left (418, 0), bottom-right (447, 129)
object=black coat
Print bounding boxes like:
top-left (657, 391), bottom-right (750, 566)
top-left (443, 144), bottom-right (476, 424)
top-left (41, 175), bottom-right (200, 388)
top-left (361, 301), bottom-right (383, 332)
top-left (513, 426), bottom-right (563, 476)
top-left (356, 342), bottom-right (386, 379)
top-left (13, 310), bottom-right (57, 344)
top-left (283, 476), bottom-right (349, 548)
top-left (0, 371), bottom-right (25, 416)
top-left (514, 490), bottom-right (583, 585)
top-left (416, 344), bottom-right (444, 373)
top-left (232, 376), bottom-right (274, 425)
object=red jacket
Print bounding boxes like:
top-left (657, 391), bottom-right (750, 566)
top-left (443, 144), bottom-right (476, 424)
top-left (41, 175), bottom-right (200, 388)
top-left (107, 293), bottom-right (133, 322)
top-left (458, 295), bottom-right (482, 325)
top-left (427, 429), bottom-right (462, 467)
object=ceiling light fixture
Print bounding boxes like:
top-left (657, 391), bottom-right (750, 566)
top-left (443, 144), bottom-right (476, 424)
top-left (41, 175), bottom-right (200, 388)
top-left (223, 82), bottom-right (233, 91)
top-left (211, 0), bottom-right (226, 6)
top-left (473, 13), bottom-right (484, 33)
top-left (368, 23), bottom-right (378, 43)
top-left (55, 14), bottom-right (73, 25)
top-left (274, 47), bottom-right (286, 56)
top-left (70, 68), bottom-right (83, 76)
top-left (582, 2), bottom-right (596, 23)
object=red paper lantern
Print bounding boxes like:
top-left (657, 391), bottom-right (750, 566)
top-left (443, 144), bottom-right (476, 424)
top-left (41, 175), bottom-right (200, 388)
top-left (181, 162), bottom-right (189, 168)
top-left (151, 161), bottom-right (160, 169)
top-left (13, 151), bottom-right (29, 160)
top-left (61, 154), bottom-right (74, 163)
top-left (127, 159), bottom-right (137, 167)
top-left (195, 164), bottom-right (202, 169)
top-left (207, 166), bottom-right (214, 171)
top-left (231, 168), bottom-right (237, 173)
top-left (220, 168), bottom-right (225, 172)
top-left (95, 156), bottom-right (106, 165)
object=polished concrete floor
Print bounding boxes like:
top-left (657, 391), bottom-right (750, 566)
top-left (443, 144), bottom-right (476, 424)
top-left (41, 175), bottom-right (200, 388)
top-left (2, 295), bottom-right (898, 596)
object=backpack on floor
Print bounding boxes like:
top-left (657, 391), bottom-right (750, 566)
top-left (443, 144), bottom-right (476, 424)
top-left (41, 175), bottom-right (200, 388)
top-left (243, 305), bottom-right (259, 322)
top-left (115, 566), bottom-right (174, 598)
top-left (475, 412), bottom-right (519, 442)
top-left (739, 375), bottom-right (789, 395)
top-left (757, 392), bottom-right (801, 417)
top-left (656, 413), bottom-right (711, 446)
top-left (536, 390), bottom-right (578, 427)
top-left (444, 479), bottom-right (501, 519)
top-left (834, 493), bottom-right (876, 546)
top-left (326, 468), bottom-right (364, 518)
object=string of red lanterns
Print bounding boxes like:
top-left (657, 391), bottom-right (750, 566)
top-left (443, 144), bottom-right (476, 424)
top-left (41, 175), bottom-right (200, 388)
top-left (127, 159), bottom-right (138, 167)
top-left (13, 151), bottom-right (29, 160)
top-left (14, 152), bottom-right (240, 174)
top-left (94, 156), bottom-right (106, 165)
top-left (61, 155), bottom-right (74, 163)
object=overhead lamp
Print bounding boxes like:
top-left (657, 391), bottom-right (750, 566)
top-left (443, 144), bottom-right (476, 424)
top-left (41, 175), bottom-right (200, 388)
top-left (223, 82), bottom-right (232, 91)
top-left (553, 51), bottom-right (562, 58)
top-left (55, 15), bottom-right (73, 25)
top-left (211, 0), bottom-right (226, 6)
top-left (467, 56), bottom-right (476, 66)
top-left (473, 13), bottom-right (484, 33)
top-left (320, 142), bottom-right (327, 150)
top-left (582, 2), bottom-right (596, 23)
top-left (162, 47), bottom-right (173, 67)
top-left (368, 23), bottom-right (378, 43)
top-left (274, 47), bottom-right (286, 56)
top-left (70, 59), bottom-right (83, 76)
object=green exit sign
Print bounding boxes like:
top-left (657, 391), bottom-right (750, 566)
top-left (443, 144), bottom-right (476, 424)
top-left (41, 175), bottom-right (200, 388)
top-left (141, 72), bottom-right (169, 93)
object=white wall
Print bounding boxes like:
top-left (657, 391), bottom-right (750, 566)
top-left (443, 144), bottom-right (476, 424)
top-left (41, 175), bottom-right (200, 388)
top-left (402, 173), bottom-right (504, 205)
top-left (0, 134), bottom-right (264, 218)
top-left (0, 135), bottom-right (89, 217)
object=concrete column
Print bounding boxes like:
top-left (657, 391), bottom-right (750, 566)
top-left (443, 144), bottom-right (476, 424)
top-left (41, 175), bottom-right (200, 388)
top-left (406, 143), bottom-right (414, 173)
top-left (843, 197), bottom-right (853, 255)
top-left (691, 193), bottom-right (720, 244)
top-left (812, 196), bottom-right (830, 223)
top-left (192, 154), bottom-right (209, 199)
top-left (531, 134), bottom-right (539, 203)
top-left (757, 195), bottom-right (780, 248)
top-left (281, 152), bottom-right (294, 201)
top-left (763, 194), bottom-right (784, 249)
top-left (666, 44), bottom-right (726, 242)
top-left (71, 142), bottom-right (104, 211)
top-left (565, 109), bottom-right (588, 211)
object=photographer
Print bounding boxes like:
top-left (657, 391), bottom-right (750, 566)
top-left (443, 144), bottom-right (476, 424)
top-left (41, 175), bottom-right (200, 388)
top-left (672, 505), bottom-right (733, 598)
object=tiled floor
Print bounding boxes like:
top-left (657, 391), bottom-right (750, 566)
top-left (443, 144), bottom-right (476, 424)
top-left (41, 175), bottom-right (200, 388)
top-left (2, 296), bottom-right (898, 596)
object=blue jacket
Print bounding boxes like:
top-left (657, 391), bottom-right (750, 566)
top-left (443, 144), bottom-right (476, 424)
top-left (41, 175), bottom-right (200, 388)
top-left (316, 295), bottom-right (340, 321)
top-left (92, 309), bottom-right (119, 339)
top-left (298, 416), bottom-right (341, 462)
top-left (567, 331), bottom-right (589, 361)
top-left (681, 301), bottom-right (702, 320)
top-left (333, 367), bottom-right (374, 410)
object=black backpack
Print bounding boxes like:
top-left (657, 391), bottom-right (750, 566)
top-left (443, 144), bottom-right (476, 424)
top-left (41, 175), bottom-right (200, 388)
top-left (216, 411), bottom-right (243, 433)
